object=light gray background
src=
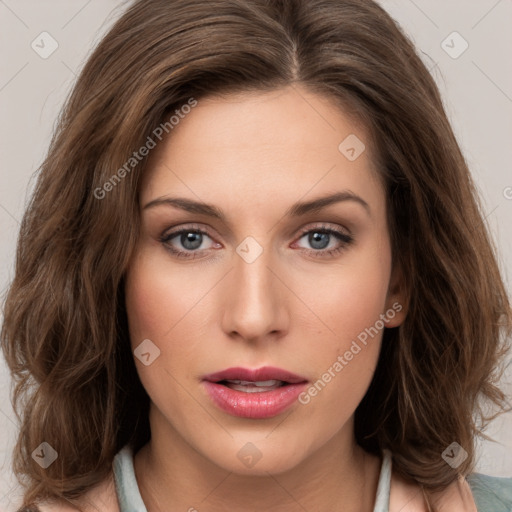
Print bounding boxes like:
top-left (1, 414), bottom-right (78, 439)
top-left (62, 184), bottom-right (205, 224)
top-left (1, 1), bottom-right (511, 510)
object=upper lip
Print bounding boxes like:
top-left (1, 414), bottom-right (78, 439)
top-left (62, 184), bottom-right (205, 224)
top-left (202, 366), bottom-right (308, 384)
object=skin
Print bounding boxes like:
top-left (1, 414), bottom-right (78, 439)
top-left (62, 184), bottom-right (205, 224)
top-left (124, 85), bottom-right (405, 512)
top-left (39, 86), bottom-right (477, 511)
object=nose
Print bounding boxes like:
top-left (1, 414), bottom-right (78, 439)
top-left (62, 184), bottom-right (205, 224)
top-left (221, 242), bottom-right (289, 343)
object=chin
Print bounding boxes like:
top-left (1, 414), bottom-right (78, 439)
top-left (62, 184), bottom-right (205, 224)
top-left (200, 435), bottom-right (312, 476)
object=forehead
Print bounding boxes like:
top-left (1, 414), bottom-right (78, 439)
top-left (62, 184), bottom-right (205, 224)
top-left (140, 86), bottom-right (384, 217)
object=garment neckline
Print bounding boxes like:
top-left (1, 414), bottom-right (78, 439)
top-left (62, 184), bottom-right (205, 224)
top-left (112, 444), bottom-right (392, 512)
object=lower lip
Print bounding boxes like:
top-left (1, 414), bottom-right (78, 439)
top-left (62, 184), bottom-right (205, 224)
top-left (202, 381), bottom-right (308, 419)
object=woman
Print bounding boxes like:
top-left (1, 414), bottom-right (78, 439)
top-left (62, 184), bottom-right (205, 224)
top-left (2, 0), bottom-right (511, 511)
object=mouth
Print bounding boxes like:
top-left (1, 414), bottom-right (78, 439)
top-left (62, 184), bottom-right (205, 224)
top-left (216, 379), bottom-right (289, 393)
top-left (201, 366), bottom-right (308, 419)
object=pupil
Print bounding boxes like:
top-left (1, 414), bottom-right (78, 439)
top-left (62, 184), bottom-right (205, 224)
top-left (182, 232), bottom-right (202, 250)
top-left (310, 232), bottom-right (329, 249)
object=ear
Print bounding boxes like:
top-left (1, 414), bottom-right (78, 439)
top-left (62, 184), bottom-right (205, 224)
top-left (384, 263), bottom-right (408, 328)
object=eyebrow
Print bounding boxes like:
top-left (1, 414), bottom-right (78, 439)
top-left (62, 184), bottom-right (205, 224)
top-left (142, 191), bottom-right (371, 220)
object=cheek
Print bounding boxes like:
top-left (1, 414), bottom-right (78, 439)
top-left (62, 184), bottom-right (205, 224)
top-left (338, 263), bottom-right (390, 339)
top-left (294, 241), bottom-right (391, 415)
top-left (124, 250), bottom-right (204, 417)
top-left (299, 243), bottom-right (391, 345)
top-left (124, 247), bottom-right (208, 343)
top-left (124, 247), bottom-right (220, 404)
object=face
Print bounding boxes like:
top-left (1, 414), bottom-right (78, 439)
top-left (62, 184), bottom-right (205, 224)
top-left (124, 85), bottom-right (406, 475)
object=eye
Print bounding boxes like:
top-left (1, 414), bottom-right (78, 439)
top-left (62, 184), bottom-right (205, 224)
top-left (159, 223), bottom-right (354, 261)
top-left (293, 224), bottom-right (354, 258)
top-left (159, 225), bottom-right (218, 260)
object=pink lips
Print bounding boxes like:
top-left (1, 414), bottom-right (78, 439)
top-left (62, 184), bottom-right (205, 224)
top-left (202, 366), bottom-right (308, 419)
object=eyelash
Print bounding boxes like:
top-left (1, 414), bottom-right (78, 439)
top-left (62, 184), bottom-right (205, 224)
top-left (159, 223), bottom-right (354, 260)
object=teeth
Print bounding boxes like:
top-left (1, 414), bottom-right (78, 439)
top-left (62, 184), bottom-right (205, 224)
top-left (225, 379), bottom-right (282, 387)
top-left (222, 379), bottom-right (285, 392)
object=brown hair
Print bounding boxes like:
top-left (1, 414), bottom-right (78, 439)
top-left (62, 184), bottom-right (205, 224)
top-left (2, 0), bottom-right (511, 510)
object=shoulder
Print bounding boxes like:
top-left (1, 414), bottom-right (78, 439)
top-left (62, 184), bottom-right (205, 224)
top-left (390, 469), bottom-right (512, 511)
top-left (34, 472), bottom-right (120, 512)
top-left (466, 473), bottom-right (512, 511)
top-left (389, 470), bottom-right (477, 511)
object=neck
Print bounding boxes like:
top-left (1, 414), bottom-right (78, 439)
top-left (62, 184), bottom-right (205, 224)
top-left (134, 409), bottom-right (381, 512)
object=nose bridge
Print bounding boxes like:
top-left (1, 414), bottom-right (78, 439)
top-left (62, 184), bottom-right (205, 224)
top-left (223, 238), bottom-right (285, 340)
